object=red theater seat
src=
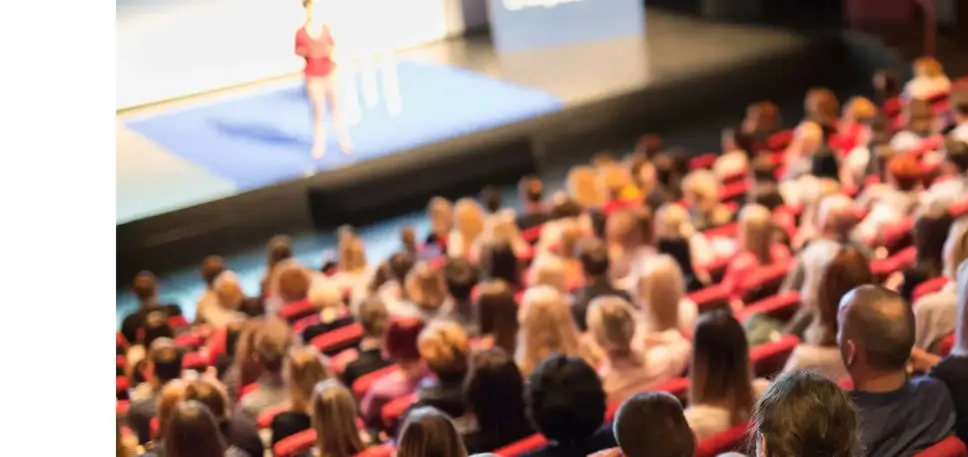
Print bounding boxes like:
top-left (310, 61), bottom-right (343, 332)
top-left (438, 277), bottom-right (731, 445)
top-left (913, 277), bottom-right (949, 302)
top-left (182, 352), bottom-right (208, 371)
top-left (688, 285), bottom-right (729, 312)
top-left (116, 400), bottom-right (130, 416)
top-left (495, 433), bottom-right (549, 457)
top-left (951, 199), bottom-right (968, 219)
top-left (689, 153), bottom-right (719, 171)
top-left (174, 332), bottom-right (205, 349)
top-left (279, 299), bottom-right (316, 323)
top-left (257, 404), bottom-right (289, 429)
top-left (750, 335), bottom-right (799, 378)
top-left (381, 392), bottom-right (418, 432)
top-left (741, 262), bottom-right (791, 304)
top-left (719, 181), bottom-right (749, 204)
top-left (738, 291), bottom-right (800, 322)
top-left (273, 428), bottom-right (315, 457)
top-left (239, 383), bottom-right (259, 400)
top-left (522, 225), bottom-right (543, 244)
top-left (915, 437), bottom-right (968, 457)
top-left (939, 333), bottom-right (956, 357)
top-left (871, 246), bottom-right (916, 282)
top-left (605, 377), bottom-right (689, 421)
top-left (116, 376), bottom-right (130, 398)
top-left (352, 365), bottom-right (399, 399)
top-left (356, 443), bottom-right (396, 457)
top-left (311, 323), bottom-right (364, 356)
top-left (695, 422), bottom-right (751, 457)
top-left (767, 130), bottom-right (793, 151)
top-left (168, 314), bottom-right (189, 329)
top-left (704, 222), bottom-right (738, 240)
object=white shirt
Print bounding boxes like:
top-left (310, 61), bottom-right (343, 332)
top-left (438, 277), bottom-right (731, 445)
top-left (904, 75), bottom-right (951, 101)
top-left (913, 282), bottom-right (958, 350)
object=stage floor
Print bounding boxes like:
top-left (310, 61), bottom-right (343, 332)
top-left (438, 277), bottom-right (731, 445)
top-left (116, 10), bottom-right (808, 224)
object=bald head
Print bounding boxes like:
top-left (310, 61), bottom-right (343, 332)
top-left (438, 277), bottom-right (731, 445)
top-left (838, 285), bottom-right (914, 371)
top-left (818, 195), bottom-right (856, 236)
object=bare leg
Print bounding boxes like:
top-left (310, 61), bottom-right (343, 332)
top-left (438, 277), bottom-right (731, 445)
top-left (307, 78), bottom-right (328, 158)
top-left (324, 74), bottom-right (352, 153)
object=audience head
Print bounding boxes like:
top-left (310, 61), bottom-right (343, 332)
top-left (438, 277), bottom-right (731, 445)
top-left (519, 175), bottom-right (544, 206)
top-left (750, 155), bottom-right (778, 184)
top-left (401, 226), bottom-right (418, 254)
top-left (637, 254), bottom-right (686, 332)
top-left (602, 164), bottom-right (634, 201)
top-left (455, 198), bottom-right (486, 249)
top-left (156, 379), bottom-right (187, 439)
top-left (476, 280), bottom-right (519, 355)
top-left (753, 371), bottom-right (859, 457)
top-left (183, 378), bottom-right (231, 422)
top-left (480, 186), bottom-right (502, 214)
top-left (308, 280), bottom-right (343, 316)
top-left (690, 310), bottom-right (754, 424)
top-left (743, 100), bottom-right (781, 134)
top-left (311, 379), bottom-right (365, 457)
top-left (143, 311), bottom-right (175, 348)
top-left (465, 347), bottom-right (530, 437)
top-left (578, 238), bottom-right (610, 280)
top-left (636, 134), bottom-right (663, 159)
top-left (873, 69), bottom-right (901, 100)
top-left (266, 235), bottom-right (293, 271)
top-left (790, 121), bottom-right (823, 157)
top-left (944, 218), bottom-right (968, 278)
top-left (385, 317), bottom-right (425, 363)
top-left (943, 137), bottom-right (968, 174)
top-left (201, 256), bottom-right (226, 289)
top-left (527, 354), bottom-right (607, 445)
top-left (149, 339), bottom-right (183, 386)
top-left (682, 170), bottom-right (721, 213)
top-left (164, 401), bottom-right (228, 457)
top-left (843, 97), bottom-right (877, 124)
top-left (837, 285), bottom-right (915, 381)
top-left (530, 255), bottom-right (567, 292)
top-left (254, 317), bottom-right (292, 375)
top-left (817, 194), bottom-right (857, 239)
top-left (234, 318), bottom-right (267, 385)
top-left (738, 204), bottom-right (774, 265)
top-left (277, 265), bottom-right (312, 303)
top-left (406, 262), bottom-right (448, 314)
top-left (480, 240), bottom-right (522, 287)
top-left (133, 271), bottom-right (158, 305)
top-left (587, 296), bottom-right (638, 359)
top-left (887, 153), bottom-right (922, 191)
top-left (805, 87), bottom-right (839, 126)
top-left (213, 272), bottom-right (245, 312)
top-left (428, 197), bottom-right (454, 237)
top-left (814, 247), bottom-right (874, 347)
top-left (285, 346), bottom-right (330, 413)
top-left (606, 208), bottom-right (650, 250)
top-left (613, 392), bottom-right (695, 457)
top-left (358, 297), bottom-right (390, 340)
top-left (568, 165), bottom-right (607, 208)
top-left (397, 407), bottom-right (468, 457)
top-left (913, 56), bottom-right (944, 79)
top-left (419, 321), bottom-right (470, 380)
top-left (654, 203), bottom-right (695, 240)
top-left (517, 286), bottom-right (582, 376)
top-left (388, 251), bottom-right (416, 283)
top-left (338, 237), bottom-right (367, 272)
top-left (443, 258), bottom-right (478, 303)
top-left (914, 202), bottom-right (954, 271)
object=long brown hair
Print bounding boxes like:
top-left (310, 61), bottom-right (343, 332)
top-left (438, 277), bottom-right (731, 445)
top-left (476, 280), bottom-right (519, 355)
top-left (689, 310), bottom-right (754, 427)
top-left (311, 379), bottom-right (365, 457)
top-left (156, 380), bottom-right (187, 440)
top-left (164, 401), bottom-right (228, 457)
top-left (405, 262), bottom-right (448, 314)
top-left (397, 407), bottom-right (468, 457)
top-left (286, 347), bottom-right (331, 414)
top-left (234, 319), bottom-right (267, 388)
top-left (811, 247), bottom-right (873, 347)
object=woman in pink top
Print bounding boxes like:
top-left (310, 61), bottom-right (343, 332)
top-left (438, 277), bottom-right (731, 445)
top-left (721, 204), bottom-right (792, 303)
top-left (360, 317), bottom-right (427, 429)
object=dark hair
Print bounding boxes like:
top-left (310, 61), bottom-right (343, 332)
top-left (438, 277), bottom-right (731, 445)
top-left (133, 271), bottom-right (157, 303)
top-left (385, 317), bottom-right (424, 362)
top-left (944, 137), bottom-right (968, 173)
top-left (481, 241), bottom-right (522, 288)
top-left (389, 251), bottom-right (416, 283)
top-left (953, 89), bottom-right (968, 117)
top-left (444, 258), bottom-right (479, 302)
top-left (810, 148), bottom-right (840, 180)
top-left (550, 199), bottom-right (583, 220)
top-left (225, 321), bottom-right (245, 358)
top-left (267, 235), bottom-right (293, 270)
top-left (815, 248), bottom-right (874, 346)
top-left (152, 345), bottom-right (184, 383)
top-left (480, 187), bottom-right (502, 214)
top-left (723, 127), bottom-right (755, 157)
top-left (613, 392), bottom-right (695, 457)
top-left (397, 407), bottom-right (468, 457)
top-left (753, 371), bottom-right (859, 457)
top-left (888, 153), bottom-right (921, 191)
top-left (839, 285), bottom-right (915, 371)
top-left (653, 153), bottom-right (683, 195)
top-left (526, 354), bottom-right (606, 444)
top-left (689, 310), bottom-right (754, 426)
top-left (201, 256), bottom-right (225, 288)
top-left (401, 227), bottom-right (418, 255)
top-left (465, 348), bottom-right (533, 449)
top-left (519, 175), bottom-right (544, 203)
top-left (476, 281), bottom-right (519, 356)
top-left (914, 205), bottom-right (954, 275)
top-left (874, 69), bottom-right (901, 100)
top-left (578, 238), bottom-right (610, 278)
top-left (183, 379), bottom-right (229, 420)
top-left (143, 311), bottom-right (175, 348)
top-left (165, 401), bottom-right (228, 457)
top-left (751, 156), bottom-right (777, 183)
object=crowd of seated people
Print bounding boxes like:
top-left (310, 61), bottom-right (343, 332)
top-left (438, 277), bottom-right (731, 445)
top-left (117, 56), bottom-right (968, 457)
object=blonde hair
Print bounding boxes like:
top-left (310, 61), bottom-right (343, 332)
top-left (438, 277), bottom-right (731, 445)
top-left (843, 97), bottom-right (877, 124)
top-left (587, 296), bottom-right (640, 359)
top-left (606, 208), bottom-right (650, 250)
top-left (516, 285), bottom-right (583, 376)
top-left (214, 271), bottom-right (244, 311)
top-left (568, 166), bottom-right (607, 208)
top-left (311, 379), bottom-right (365, 457)
top-left (914, 56), bottom-right (943, 78)
top-left (529, 256), bottom-right (567, 292)
top-left (601, 164), bottom-right (633, 200)
top-left (558, 218), bottom-right (582, 259)
top-left (418, 321), bottom-right (470, 376)
top-left (405, 262), bottom-right (448, 313)
top-left (637, 255), bottom-right (685, 332)
top-left (484, 209), bottom-right (526, 250)
top-left (739, 204), bottom-right (774, 265)
top-left (682, 170), bottom-right (721, 206)
top-left (156, 380), bottom-right (187, 439)
top-left (654, 203), bottom-right (695, 239)
top-left (789, 121), bottom-right (823, 159)
top-left (286, 346), bottom-right (330, 414)
top-left (454, 198), bottom-right (485, 256)
top-left (805, 87), bottom-right (840, 125)
top-left (338, 238), bottom-right (367, 272)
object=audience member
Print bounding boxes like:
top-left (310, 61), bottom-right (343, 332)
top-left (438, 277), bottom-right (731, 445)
top-left (443, 258), bottom-right (480, 335)
top-left (686, 310), bottom-right (764, 440)
top-left (196, 255), bottom-right (226, 323)
top-left (682, 170), bottom-right (732, 231)
top-left (742, 100), bottom-right (781, 142)
top-left (612, 392), bottom-right (695, 457)
top-left (261, 235), bottom-right (293, 299)
top-left (377, 251), bottom-right (416, 306)
top-left (397, 407), bottom-right (469, 457)
top-left (165, 401), bottom-right (246, 457)
top-left (748, 156), bottom-right (784, 211)
top-left (903, 56), bottom-right (951, 101)
top-left (300, 280), bottom-right (354, 343)
top-left (127, 338), bottom-right (184, 444)
top-left (605, 208), bottom-right (655, 290)
top-left (636, 254), bottom-right (697, 341)
top-left (897, 202), bottom-right (953, 301)
top-left (464, 348), bottom-right (535, 454)
top-left (516, 175), bottom-right (550, 230)
top-left (475, 281), bottom-right (519, 355)
top-left (268, 346), bottom-right (331, 446)
top-left (654, 203), bottom-right (715, 289)
top-left (361, 317), bottom-right (426, 428)
top-left (342, 297), bottom-right (393, 388)
top-left (752, 371), bottom-right (860, 457)
top-left (480, 186), bottom-right (502, 214)
top-left (221, 319), bottom-right (265, 405)
top-left (516, 286), bottom-right (598, 377)
top-left (198, 272), bottom-right (247, 329)
top-left (427, 197), bottom-right (455, 249)
top-left (184, 378), bottom-right (264, 457)
top-left (120, 271), bottom-right (182, 345)
top-left (414, 321), bottom-right (472, 424)
top-left (522, 354), bottom-right (616, 457)
top-left (238, 317), bottom-right (292, 417)
top-left (838, 285), bottom-right (955, 457)
top-left (926, 137), bottom-right (968, 205)
top-left (874, 68), bottom-right (901, 104)
top-left (804, 87), bottom-right (840, 137)
top-left (310, 379), bottom-right (370, 457)
top-left (782, 121), bottom-right (823, 181)
top-left (891, 99), bottom-right (937, 152)
top-left (913, 218), bottom-right (968, 351)
top-left (330, 237), bottom-right (375, 305)
top-left (721, 204), bottom-right (791, 301)
top-left (140, 379), bottom-right (187, 456)
top-left (449, 198), bottom-right (486, 260)
top-left (571, 238), bottom-right (633, 331)
top-left (480, 240), bottom-right (523, 289)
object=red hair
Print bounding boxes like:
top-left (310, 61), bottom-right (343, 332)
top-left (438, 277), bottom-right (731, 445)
top-left (384, 317), bottom-right (424, 362)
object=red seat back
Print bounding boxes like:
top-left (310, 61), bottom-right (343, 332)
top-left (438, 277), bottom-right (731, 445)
top-left (687, 285), bottom-right (729, 313)
top-left (257, 404), bottom-right (289, 429)
top-left (750, 335), bottom-right (800, 378)
top-left (356, 443), bottom-right (396, 457)
top-left (311, 323), bottom-right (364, 356)
top-left (381, 392), bottom-right (418, 432)
top-left (695, 422), bottom-right (751, 457)
top-left (741, 262), bottom-right (791, 304)
top-left (352, 365), bottom-right (399, 398)
top-left (913, 277), bottom-right (949, 302)
top-left (939, 333), bottom-right (956, 357)
top-left (738, 291), bottom-right (800, 322)
top-left (915, 437), bottom-right (968, 457)
top-left (689, 153), bottom-right (719, 171)
top-left (273, 428), bottom-right (316, 457)
top-left (767, 130), bottom-right (794, 151)
top-left (494, 433), bottom-right (549, 457)
top-left (279, 299), bottom-right (316, 323)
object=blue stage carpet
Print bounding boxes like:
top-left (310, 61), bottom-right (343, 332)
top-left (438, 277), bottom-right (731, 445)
top-left (125, 61), bottom-right (564, 191)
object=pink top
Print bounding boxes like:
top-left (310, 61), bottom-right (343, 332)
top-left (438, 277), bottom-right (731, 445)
top-left (720, 243), bottom-right (792, 299)
top-left (295, 25), bottom-right (335, 77)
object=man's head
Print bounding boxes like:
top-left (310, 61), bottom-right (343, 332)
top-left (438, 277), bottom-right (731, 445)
top-left (133, 271), bottom-right (158, 305)
top-left (578, 238), bottom-right (610, 281)
top-left (944, 137), bottom-right (968, 174)
top-left (481, 186), bottom-right (502, 214)
top-left (253, 317), bottom-right (292, 374)
top-left (183, 378), bottom-right (231, 421)
top-left (526, 354), bottom-right (606, 445)
top-left (358, 297), bottom-right (390, 340)
top-left (388, 251), bottom-right (416, 283)
top-left (201, 256), bottom-right (226, 289)
top-left (277, 267), bottom-right (311, 303)
top-left (149, 339), bottom-right (183, 385)
top-left (214, 272), bottom-right (244, 310)
top-left (444, 258), bottom-right (479, 303)
top-left (613, 392), bottom-right (695, 457)
top-left (837, 285), bottom-right (915, 382)
top-left (519, 175), bottom-right (544, 206)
